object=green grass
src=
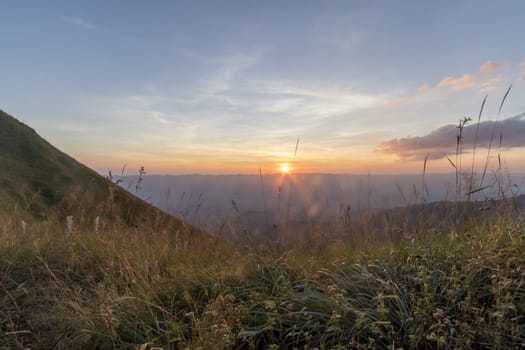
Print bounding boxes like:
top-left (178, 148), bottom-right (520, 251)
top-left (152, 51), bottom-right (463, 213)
top-left (1, 209), bottom-right (524, 349)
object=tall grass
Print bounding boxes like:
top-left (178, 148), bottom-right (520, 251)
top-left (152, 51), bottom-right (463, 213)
top-left (1, 197), bottom-right (525, 349)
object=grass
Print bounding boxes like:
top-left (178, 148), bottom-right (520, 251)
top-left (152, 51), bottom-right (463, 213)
top-left (1, 205), bottom-right (525, 349)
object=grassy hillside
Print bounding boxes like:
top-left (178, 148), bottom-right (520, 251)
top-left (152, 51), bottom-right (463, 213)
top-left (0, 109), bottom-right (209, 242)
top-left (0, 109), bottom-right (91, 215)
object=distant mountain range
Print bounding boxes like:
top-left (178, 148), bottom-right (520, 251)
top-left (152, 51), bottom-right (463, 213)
top-left (0, 109), bottom-right (207, 242)
top-left (118, 172), bottom-right (525, 239)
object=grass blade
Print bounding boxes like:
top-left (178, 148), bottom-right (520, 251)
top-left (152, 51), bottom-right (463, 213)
top-left (480, 85), bottom-right (512, 189)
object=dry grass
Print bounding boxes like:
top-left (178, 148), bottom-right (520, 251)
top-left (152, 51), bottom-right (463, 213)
top-left (1, 200), bottom-right (525, 349)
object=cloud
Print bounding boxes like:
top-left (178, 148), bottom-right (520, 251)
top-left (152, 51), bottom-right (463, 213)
top-left (424, 61), bottom-right (512, 93)
top-left (481, 75), bottom-right (503, 92)
top-left (67, 49), bottom-right (390, 166)
top-left (61, 16), bottom-right (101, 32)
top-left (437, 74), bottom-right (476, 90)
top-left (198, 53), bottom-right (259, 95)
top-left (479, 60), bottom-right (508, 73)
top-left (246, 80), bottom-right (385, 118)
top-left (418, 84), bottom-right (430, 93)
top-left (376, 113), bottom-right (525, 160)
top-left (185, 50), bottom-right (387, 127)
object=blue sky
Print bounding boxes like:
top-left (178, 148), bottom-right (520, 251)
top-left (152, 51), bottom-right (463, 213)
top-left (2, 1), bottom-right (525, 174)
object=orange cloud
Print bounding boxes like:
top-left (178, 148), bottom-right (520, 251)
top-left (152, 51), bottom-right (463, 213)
top-left (479, 60), bottom-right (508, 73)
top-left (386, 97), bottom-right (412, 109)
top-left (437, 74), bottom-right (476, 90)
top-left (481, 74), bottom-right (502, 92)
top-left (418, 84), bottom-right (430, 92)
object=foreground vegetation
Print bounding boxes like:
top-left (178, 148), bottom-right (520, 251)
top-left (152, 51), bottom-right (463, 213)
top-left (1, 208), bottom-right (524, 350)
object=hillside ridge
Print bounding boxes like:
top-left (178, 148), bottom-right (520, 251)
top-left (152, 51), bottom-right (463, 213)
top-left (0, 109), bottom-right (208, 241)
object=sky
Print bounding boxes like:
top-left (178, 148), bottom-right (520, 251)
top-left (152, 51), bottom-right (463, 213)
top-left (1, 0), bottom-right (525, 175)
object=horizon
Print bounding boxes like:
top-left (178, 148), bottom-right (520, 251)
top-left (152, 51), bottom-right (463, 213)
top-left (2, 1), bottom-right (525, 175)
top-left (117, 170), bottom-right (525, 177)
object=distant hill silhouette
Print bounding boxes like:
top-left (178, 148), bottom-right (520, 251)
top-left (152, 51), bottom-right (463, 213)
top-left (369, 194), bottom-right (525, 238)
top-left (220, 194), bottom-right (525, 246)
top-left (0, 109), bottom-right (209, 242)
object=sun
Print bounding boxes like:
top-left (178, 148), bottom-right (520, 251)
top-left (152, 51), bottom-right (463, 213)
top-left (280, 163), bottom-right (290, 174)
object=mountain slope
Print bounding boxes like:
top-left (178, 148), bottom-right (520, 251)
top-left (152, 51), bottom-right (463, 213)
top-left (0, 109), bottom-right (209, 241)
top-left (0, 110), bottom-right (100, 214)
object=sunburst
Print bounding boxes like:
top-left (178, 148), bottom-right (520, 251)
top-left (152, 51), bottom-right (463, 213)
top-left (280, 163), bottom-right (290, 174)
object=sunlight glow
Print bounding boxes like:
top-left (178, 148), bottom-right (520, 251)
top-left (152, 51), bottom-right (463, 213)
top-left (280, 163), bottom-right (290, 174)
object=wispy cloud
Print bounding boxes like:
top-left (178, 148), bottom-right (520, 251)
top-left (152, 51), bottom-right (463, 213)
top-left (418, 84), bottom-right (431, 93)
top-left (481, 74), bottom-right (503, 92)
top-left (376, 113), bottom-right (525, 160)
top-left (246, 80), bottom-right (385, 118)
top-left (196, 53), bottom-right (260, 95)
top-left (183, 50), bottom-right (388, 134)
top-left (421, 60), bottom-right (517, 93)
top-left (438, 73), bottom-right (476, 90)
top-left (96, 94), bottom-right (177, 127)
top-left (69, 47), bottom-right (391, 169)
top-left (479, 60), bottom-right (508, 73)
top-left (61, 16), bottom-right (101, 32)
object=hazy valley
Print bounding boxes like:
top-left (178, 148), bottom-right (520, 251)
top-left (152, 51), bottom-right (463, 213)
top-left (120, 172), bottom-right (525, 238)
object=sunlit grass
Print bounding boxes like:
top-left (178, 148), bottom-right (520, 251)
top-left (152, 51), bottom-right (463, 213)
top-left (1, 204), bottom-right (524, 349)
